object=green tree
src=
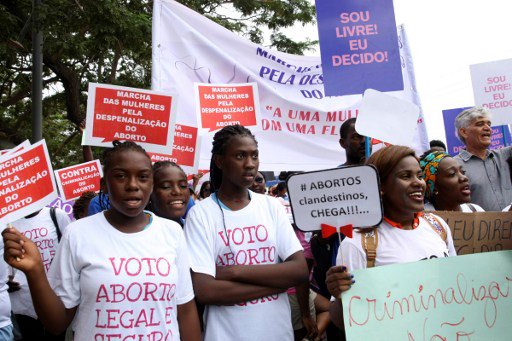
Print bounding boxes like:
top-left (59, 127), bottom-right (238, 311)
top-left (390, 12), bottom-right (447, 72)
top-left (0, 0), bottom-right (316, 168)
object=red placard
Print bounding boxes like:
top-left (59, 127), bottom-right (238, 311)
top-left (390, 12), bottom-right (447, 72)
top-left (84, 83), bottom-right (178, 154)
top-left (54, 159), bottom-right (103, 201)
top-left (0, 140), bottom-right (58, 224)
top-left (196, 83), bottom-right (260, 132)
top-left (148, 124), bottom-right (200, 173)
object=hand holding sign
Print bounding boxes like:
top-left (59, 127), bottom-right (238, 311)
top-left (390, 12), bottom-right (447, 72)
top-left (287, 165), bottom-right (382, 232)
top-left (0, 140), bottom-right (58, 225)
top-left (84, 83), bottom-right (178, 154)
top-left (356, 89), bottom-right (420, 146)
top-left (147, 124), bottom-right (201, 173)
top-left (54, 159), bottom-right (103, 201)
top-left (315, 0), bottom-right (403, 96)
top-left (342, 251), bottom-right (512, 340)
top-left (195, 83), bottom-right (260, 132)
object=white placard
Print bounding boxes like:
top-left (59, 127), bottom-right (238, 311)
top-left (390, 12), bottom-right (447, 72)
top-left (287, 166), bottom-right (382, 232)
top-left (470, 58), bottom-right (512, 125)
top-left (356, 89), bottom-right (420, 146)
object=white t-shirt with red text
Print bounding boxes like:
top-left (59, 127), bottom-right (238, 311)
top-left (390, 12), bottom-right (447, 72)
top-left (9, 207), bottom-right (71, 318)
top-left (184, 192), bottom-right (302, 341)
top-left (337, 214), bottom-right (457, 271)
top-left (47, 212), bottom-right (194, 341)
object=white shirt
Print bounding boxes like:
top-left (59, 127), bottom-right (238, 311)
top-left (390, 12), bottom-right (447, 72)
top-left (9, 207), bottom-right (71, 318)
top-left (184, 193), bottom-right (302, 341)
top-left (47, 212), bottom-right (194, 341)
top-left (337, 214), bottom-right (457, 270)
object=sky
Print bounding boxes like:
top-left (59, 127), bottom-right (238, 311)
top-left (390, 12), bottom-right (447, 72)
top-left (287, 0), bottom-right (512, 142)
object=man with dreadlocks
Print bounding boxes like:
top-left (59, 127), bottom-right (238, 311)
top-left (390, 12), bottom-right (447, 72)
top-left (184, 125), bottom-right (308, 340)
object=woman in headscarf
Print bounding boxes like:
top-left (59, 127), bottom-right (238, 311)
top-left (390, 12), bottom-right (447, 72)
top-left (420, 151), bottom-right (484, 212)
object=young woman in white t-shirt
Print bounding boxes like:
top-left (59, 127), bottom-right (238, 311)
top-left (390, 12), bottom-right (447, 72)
top-left (419, 151), bottom-right (484, 212)
top-left (3, 141), bottom-right (201, 341)
top-left (184, 124), bottom-right (308, 341)
top-left (326, 145), bottom-right (457, 329)
top-left (149, 161), bottom-right (191, 227)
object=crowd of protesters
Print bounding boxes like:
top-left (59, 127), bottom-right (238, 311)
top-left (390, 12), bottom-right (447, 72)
top-left (2, 106), bottom-right (512, 341)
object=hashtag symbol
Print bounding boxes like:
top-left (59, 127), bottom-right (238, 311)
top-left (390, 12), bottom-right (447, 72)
top-left (301, 183), bottom-right (306, 191)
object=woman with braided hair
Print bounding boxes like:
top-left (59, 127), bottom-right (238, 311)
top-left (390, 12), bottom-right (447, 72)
top-left (184, 124), bottom-right (308, 340)
top-left (3, 141), bottom-right (201, 341)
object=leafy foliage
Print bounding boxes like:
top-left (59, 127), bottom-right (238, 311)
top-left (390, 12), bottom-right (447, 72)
top-left (0, 0), bottom-right (317, 168)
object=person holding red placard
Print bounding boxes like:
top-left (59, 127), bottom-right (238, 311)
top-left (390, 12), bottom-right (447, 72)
top-left (184, 125), bottom-right (308, 340)
top-left (3, 141), bottom-right (201, 341)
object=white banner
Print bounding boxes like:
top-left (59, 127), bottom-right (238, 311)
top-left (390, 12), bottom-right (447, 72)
top-left (152, 1), bottom-right (429, 171)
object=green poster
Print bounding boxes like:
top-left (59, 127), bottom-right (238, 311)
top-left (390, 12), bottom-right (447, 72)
top-left (342, 251), bottom-right (512, 340)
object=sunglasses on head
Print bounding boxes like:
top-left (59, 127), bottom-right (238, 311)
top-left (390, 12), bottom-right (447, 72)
top-left (254, 177), bottom-right (264, 184)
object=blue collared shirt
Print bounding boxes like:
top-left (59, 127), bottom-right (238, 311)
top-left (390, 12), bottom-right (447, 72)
top-left (454, 147), bottom-right (512, 211)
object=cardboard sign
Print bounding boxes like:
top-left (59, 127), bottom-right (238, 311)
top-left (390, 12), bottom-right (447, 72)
top-left (315, 0), bottom-right (403, 96)
top-left (195, 83), bottom-right (260, 132)
top-left (54, 159), bottom-right (103, 201)
top-left (0, 140), bottom-right (58, 224)
top-left (356, 89), bottom-right (420, 146)
top-left (442, 106), bottom-right (511, 156)
top-left (342, 251), bottom-right (512, 340)
top-left (434, 211), bottom-right (512, 255)
top-left (147, 124), bottom-right (201, 173)
top-left (287, 166), bottom-right (382, 231)
top-left (470, 58), bottom-right (512, 125)
top-left (84, 83), bottom-right (178, 154)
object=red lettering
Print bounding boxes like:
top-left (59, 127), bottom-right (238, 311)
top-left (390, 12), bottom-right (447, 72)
top-left (126, 283), bottom-right (143, 302)
top-left (156, 258), bottom-right (170, 276)
top-left (255, 225), bottom-right (268, 242)
top-left (120, 310), bottom-right (134, 328)
top-left (96, 284), bottom-right (109, 302)
top-left (165, 306), bottom-right (174, 324)
top-left (232, 228), bottom-right (244, 245)
top-left (247, 249), bottom-right (260, 265)
top-left (112, 284), bottom-right (126, 303)
top-left (143, 282), bottom-right (158, 301)
top-left (110, 257), bottom-right (126, 276)
top-left (242, 226), bottom-right (256, 243)
top-left (126, 258), bottom-right (142, 276)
